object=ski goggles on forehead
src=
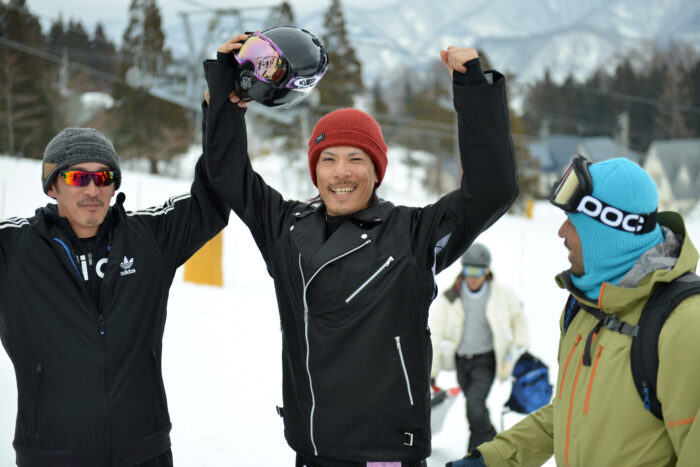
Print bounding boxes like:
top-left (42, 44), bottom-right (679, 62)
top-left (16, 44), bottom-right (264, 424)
top-left (550, 155), bottom-right (657, 234)
top-left (463, 266), bottom-right (487, 277)
top-left (58, 170), bottom-right (116, 187)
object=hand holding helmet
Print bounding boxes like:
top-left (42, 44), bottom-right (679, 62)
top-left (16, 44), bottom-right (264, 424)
top-left (215, 33), bottom-right (251, 108)
top-left (215, 27), bottom-right (329, 109)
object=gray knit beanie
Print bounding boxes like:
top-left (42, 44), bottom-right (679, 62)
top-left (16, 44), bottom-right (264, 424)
top-left (42, 127), bottom-right (121, 194)
top-left (461, 243), bottom-right (491, 267)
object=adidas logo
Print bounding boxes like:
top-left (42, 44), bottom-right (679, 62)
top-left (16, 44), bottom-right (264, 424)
top-left (120, 256), bottom-right (136, 276)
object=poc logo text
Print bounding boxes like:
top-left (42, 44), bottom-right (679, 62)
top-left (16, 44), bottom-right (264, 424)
top-left (576, 195), bottom-right (646, 233)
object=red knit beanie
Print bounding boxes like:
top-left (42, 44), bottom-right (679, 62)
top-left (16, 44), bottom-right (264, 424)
top-left (308, 108), bottom-right (388, 187)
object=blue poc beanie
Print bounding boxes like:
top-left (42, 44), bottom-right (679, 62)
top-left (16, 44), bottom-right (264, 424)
top-left (568, 158), bottom-right (664, 300)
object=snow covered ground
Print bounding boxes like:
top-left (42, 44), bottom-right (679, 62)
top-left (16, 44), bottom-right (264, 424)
top-left (1, 147), bottom-right (698, 466)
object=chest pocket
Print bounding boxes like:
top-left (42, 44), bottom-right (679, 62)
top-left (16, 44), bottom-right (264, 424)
top-left (345, 255), bottom-right (397, 303)
top-left (305, 254), bottom-right (402, 327)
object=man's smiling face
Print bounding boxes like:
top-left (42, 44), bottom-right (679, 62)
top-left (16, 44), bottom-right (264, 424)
top-left (315, 146), bottom-right (378, 217)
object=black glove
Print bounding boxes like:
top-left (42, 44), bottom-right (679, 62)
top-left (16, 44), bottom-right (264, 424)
top-left (446, 450), bottom-right (486, 467)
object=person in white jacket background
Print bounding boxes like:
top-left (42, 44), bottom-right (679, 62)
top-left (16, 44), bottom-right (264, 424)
top-left (429, 243), bottom-right (529, 451)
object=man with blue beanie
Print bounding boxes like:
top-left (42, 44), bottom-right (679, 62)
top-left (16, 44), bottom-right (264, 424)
top-left (567, 158), bottom-right (664, 300)
top-left (448, 156), bottom-right (700, 466)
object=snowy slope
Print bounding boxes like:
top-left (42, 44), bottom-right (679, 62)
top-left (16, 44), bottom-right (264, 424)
top-left (1, 148), bottom-right (699, 466)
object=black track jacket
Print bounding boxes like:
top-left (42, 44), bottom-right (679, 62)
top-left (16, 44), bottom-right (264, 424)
top-left (0, 157), bottom-right (229, 466)
top-left (203, 59), bottom-right (518, 462)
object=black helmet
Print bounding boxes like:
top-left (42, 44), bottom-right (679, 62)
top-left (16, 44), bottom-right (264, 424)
top-left (234, 26), bottom-right (329, 109)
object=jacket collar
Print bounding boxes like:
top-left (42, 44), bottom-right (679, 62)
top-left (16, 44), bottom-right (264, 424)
top-left (290, 200), bottom-right (394, 273)
top-left (292, 199), bottom-right (394, 223)
top-left (34, 192), bottom-right (127, 240)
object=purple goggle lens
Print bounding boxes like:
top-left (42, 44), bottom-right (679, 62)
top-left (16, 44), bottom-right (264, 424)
top-left (234, 33), bottom-right (288, 83)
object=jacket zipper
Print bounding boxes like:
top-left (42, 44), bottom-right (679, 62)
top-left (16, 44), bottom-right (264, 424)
top-left (558, 334), bottom-right (582, 400)
top-left (394, 336), bottom-right (414, 406)
top-left (98, 313), bottom-right (112, 466)
top-left (584, 345), bottom-right (603, 414)
top-left (30, 362), bottom-right (44, 437)
top-left (345, 256), bottom-right (395, 303)
top-left (565, 353), bottom-right (584, 467)
top-left (298, 239), bottom-right (371, 455)
top-left (80, 254), bottom-right (89, 281)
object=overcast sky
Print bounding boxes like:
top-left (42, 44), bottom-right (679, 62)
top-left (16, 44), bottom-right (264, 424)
top-left (25, 0), bottom-right (396, 42)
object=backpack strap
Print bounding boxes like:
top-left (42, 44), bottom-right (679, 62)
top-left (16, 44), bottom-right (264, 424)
top-left (630, 273), bottom-right (700, 420)
top-left (577, 302), bottom-right (638, 366)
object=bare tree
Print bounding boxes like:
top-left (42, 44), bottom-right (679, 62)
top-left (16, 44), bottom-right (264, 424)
top-left (0, 51), bottom-right (46, 156)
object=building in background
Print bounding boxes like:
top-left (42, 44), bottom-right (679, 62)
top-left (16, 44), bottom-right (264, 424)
top-left (643, 138), bottom-right (700, 214)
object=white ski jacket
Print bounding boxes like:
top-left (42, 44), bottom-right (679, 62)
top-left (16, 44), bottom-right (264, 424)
top-left (429, 279), bottom-right (529, 382)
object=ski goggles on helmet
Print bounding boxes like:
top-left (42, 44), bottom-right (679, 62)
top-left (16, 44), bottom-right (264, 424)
top-left (463, 266), bottom-right (487, 277)
top-left (59, 170), bottom-right (116, 187)
top-left (550, 155), bottom-right (657, 234)
top-left (234, 33), bottom-right (325, 91)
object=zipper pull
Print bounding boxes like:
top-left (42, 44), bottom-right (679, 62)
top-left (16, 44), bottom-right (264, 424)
top-left (80, 255), bottom-right (89, 281)
top-left (88, 253), bottom-right (93, 266)
top-left (36, 362), bottom-right (43, 375)
top-left (98, 314), bottom-right (105, 336)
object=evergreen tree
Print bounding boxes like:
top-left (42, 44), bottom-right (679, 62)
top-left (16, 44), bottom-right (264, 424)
top-left (142, 0), bottom-right (167, 75)
top-left (46, 16), bottom-right (65, 58)
top-left (689, 60), bottom-right (700, 133)
top-left (109, 0), bottom-right (191, 173)
top-left (89, 23), bottom-right (119, 91)
top-left (653, 64), bottom-right (693, 139)
top-left (64, 19), bottom-right (90, 66)
top-left (265, 2), bottom-right (295, 28)
top-left (315, 0), bottom-right (363, 108)
top-left (521, 43), bottom-right (700, 152)
top-left (121, 0), bottom-right (169, 76)
top-left (0, 0), bottom-right (55, 157)
top-left (371, 78), bottom-right (389, 116)
top-left (63, 19), bottom-right (93, 89)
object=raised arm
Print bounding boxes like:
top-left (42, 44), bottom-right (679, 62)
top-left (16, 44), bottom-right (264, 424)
top-left (202, 36), bottom-right (300, 264)
top-left (412, 47), bottom-right (518, 273)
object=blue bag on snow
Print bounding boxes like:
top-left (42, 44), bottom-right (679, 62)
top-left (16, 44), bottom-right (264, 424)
top-left (504, 352), bottom-right (553, 414)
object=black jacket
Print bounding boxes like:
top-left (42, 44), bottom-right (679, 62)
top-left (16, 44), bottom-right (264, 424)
top-left (203, 60), bottom-right (517, 462)
top-left (0, 157), bottom-right (229, 466)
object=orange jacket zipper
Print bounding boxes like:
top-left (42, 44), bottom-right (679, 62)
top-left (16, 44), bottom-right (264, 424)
top-left (566, 355), bottom-right (584, 467)
top-left (559, 334), bottom-right (582, 400)
top-left (585, 345), bottom-right (604, 414)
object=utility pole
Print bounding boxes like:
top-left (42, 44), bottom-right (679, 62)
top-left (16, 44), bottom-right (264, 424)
top-left (617, 112), bottom-right (629, 158)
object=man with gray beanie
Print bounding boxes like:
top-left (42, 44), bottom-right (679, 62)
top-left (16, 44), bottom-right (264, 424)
top-left (448, 156), bottom-right (700, 466)
top-left (429, 243), bottom-right (529, 452)
top-left (0, 126), bottom-right (229, 466)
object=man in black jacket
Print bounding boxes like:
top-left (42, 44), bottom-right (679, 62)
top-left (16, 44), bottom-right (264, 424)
top-left (204, 34), bottom-right (518, 466)
top-left (0, 127), bottom-right (229, 466)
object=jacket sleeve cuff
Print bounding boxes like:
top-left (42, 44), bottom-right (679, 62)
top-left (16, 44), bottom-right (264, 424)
top-left (203, 59), bottom-right (237, 89)
top-left (453, 57), bottom-right (488, 86)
